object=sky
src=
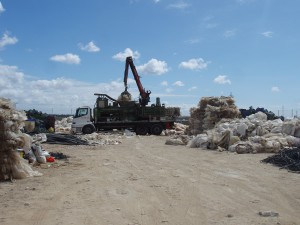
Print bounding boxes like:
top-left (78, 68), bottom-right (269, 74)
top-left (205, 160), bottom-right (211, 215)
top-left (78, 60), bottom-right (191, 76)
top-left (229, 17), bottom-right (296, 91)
top-left (0, 0), bottom-right (299, 116)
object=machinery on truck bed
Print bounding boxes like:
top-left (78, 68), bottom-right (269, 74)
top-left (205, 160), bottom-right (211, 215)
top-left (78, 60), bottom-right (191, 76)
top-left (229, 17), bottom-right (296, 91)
top-left (71, 56), bottom-right (180, 135)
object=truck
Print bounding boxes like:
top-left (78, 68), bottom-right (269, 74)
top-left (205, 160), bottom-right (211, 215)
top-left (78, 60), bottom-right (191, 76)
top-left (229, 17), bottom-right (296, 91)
top-left (71, 56), bottom-right (180, 135)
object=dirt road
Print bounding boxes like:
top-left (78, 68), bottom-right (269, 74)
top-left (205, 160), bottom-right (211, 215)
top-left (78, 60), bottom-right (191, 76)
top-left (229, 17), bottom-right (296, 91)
top-left (1, 135), bottom-right (299, 225)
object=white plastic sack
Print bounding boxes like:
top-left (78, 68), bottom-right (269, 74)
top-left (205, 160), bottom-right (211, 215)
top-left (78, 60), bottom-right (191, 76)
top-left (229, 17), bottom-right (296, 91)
top-left (32, 144), bottom-right (46, 163)
top-left (12, 158), bottom-right (42, 179)
top-left (165, 138), bottom-right (185, 146)
top-left (247, 112), bottom-right (268, 122)
top-left (286, 136), bottom-right (300, 147)
top-left (236, 123), bottom-right (248, 136)
top-left (32, 133), bottom-right (47, 143)
top-left (282, 120), bottom-right (297, 136)
top-left (187, 134), bottom-right (208, 148)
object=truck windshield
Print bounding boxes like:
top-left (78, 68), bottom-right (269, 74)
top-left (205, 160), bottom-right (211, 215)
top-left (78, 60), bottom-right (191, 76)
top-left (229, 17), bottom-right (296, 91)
top-left (75, 108), bottom-right (88, 118)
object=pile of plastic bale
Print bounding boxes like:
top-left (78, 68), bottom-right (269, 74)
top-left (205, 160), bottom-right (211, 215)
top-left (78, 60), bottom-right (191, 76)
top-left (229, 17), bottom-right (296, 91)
top-left (55, 116), bottom-right (73, 133)
top-left (0, 98), bottom-right (42, 181)
top-left (79, 132), bottom-right (122, 145)
top-left (187, 96), bottom-right (240, 135)
top-left (165, 96), bottom-right (300, 154)
top-left (163, 122), bottom-right (188, 136)
top-left (187, 111), bottom-right (300, 154)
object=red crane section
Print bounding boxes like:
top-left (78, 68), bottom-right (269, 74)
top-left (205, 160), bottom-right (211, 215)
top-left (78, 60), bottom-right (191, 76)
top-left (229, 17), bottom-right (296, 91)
top-left (123, 56), bottom-right (151, 106)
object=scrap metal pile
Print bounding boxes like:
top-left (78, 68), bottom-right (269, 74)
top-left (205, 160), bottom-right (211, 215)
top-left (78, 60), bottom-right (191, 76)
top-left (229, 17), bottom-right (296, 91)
top-left (261, 147), bottom-right (300, 172)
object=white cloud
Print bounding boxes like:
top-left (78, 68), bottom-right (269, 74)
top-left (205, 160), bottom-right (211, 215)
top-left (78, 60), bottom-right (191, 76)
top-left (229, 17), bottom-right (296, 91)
top-left (184, 38), bottom-right (200, 44)
top-left (161, 81), bottom-right (168, 86)
top-left (165, 88), bottom-right (173, 93)
top-left (224, 29), bottom-right (236, 38)
top-left (31, 78), bottom-right (73, 89)
top-left (78, 41), bottom-right (100, 52)
top-left (0, 63), bottom-right (135, 114)
top-left (179, 58), bottom-right (209, 71)
top-left (0, 65), bottom-right (24, 90)
top-left (271, 86), bottom-right (280, 92)
top-left (50, 53), bottom-right (81, 64)
top-left (112, 48), bottom-right (140, 61)
top-left (202, 16), bottom-right (217, 29)
top-left (206, 23), bottom-right (218, 29)
top-left (188, 86), bottom-right (197, 91)
top-left (213, 75), bottom-right (231, 85)
top-left (0, 32), bottom-right (18, 49)
top-left (262, 31), bottom-right (274, 38)
top-left (173, 81), bottom-right (184, 87)
top-left (136, 59), bottom-right (169, 75)
top-left (167, 1), bottom-right (191, 9)
top-left (0, 2), bottom-right (5, 14)
top-left (153, 0), bottom-right (160, 3)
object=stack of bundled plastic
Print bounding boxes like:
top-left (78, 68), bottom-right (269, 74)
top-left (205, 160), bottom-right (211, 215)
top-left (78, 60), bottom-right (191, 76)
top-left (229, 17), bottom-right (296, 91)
top-left (187, 111), bottom-right (300, 154)
top-left (0, 98), bottom-right (41, 180)
top-left (164, 122), bottom-right (188, 136)
top-left (55, 116), bottom-right (73, 133)
top-left (187, 96), bottom-right (240, 135)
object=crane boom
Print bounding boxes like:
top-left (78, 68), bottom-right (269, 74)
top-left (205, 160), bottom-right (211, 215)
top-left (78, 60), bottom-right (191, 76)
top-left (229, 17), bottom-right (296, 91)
top-left (124, 56), bottom-right (151, 106)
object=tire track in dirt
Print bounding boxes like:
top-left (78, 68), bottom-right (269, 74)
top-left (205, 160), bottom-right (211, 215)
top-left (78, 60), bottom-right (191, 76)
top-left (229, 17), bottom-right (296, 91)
top-left (121, 136), bottom-right (208, 225)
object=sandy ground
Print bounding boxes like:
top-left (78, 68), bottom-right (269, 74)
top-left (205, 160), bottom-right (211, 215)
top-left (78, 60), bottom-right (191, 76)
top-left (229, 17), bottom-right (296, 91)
top-left (1, 134), bottom-right (300, 225)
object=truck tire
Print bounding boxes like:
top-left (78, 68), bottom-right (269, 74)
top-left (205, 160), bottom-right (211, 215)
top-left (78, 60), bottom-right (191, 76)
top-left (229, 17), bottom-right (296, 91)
top-left (82, 125), bottom-right (94, 134)
top-left (151, 124), bottom-right (163, 135)
top-left (136, 126), bottom-right (148, 135)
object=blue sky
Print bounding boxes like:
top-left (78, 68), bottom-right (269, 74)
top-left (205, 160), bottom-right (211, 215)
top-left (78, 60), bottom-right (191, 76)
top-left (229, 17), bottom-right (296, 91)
top-left (0, 0), bottom-right (299, 116)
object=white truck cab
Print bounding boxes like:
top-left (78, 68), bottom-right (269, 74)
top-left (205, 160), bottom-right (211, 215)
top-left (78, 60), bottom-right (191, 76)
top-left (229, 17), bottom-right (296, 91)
top-left (71, 106), bottom-right (96, 134)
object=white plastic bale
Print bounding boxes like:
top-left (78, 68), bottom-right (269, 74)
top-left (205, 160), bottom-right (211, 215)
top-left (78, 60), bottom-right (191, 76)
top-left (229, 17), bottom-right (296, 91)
top-left (294, 127), bottom-right (300, 138)
top-left (229, 141), bottom-right (254, 154)
top-left (187, 134), bottom-right (208, 148)
top-left (286, 136), bottom-right (300, 147)
top-left (165, 138), bottom-right (185, 146)
top-left (281, 120), bottom-right (297, 136)
top-left (271, 126), bottom-right (283, 133)
top-left (19, 133), bottom-right (33, 154)
top-left (263, 140), bottom-right (281, 153)
top-left (1, 98), bottom-right (42, 180)
top-left (229, 135), bottom-right (240, 146)
top-left (12, 157), bottom-right (42, 179)
top-left (247, 112), bottom-right (268, 122)
top-left (236, 123), bottom-right (248, 136)
top-left (255, 126), bottom-right (269, 136)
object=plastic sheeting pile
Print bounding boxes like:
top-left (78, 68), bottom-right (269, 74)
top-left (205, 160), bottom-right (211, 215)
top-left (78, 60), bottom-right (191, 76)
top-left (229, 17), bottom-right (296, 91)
top-left (46, 133), bottom-right (89, 145)
top-left (187, 111), bottom-right (300, 154)
top-left (166, 96), bottom-right (300, 154)
top-left (261, 147), bottom-right (300, 172)
top-left (187, 96), bottom-right (240, 135)
top-left (0, 98), bottom-right (41, 180)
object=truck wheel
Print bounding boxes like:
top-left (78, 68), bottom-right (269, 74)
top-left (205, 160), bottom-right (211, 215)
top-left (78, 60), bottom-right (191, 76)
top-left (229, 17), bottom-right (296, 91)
top-left (136, 126), bottom-right (148, 135)
top-left (151, 124), bottom-right (163, 135)
top-left (82, 125), bottom-right (94, 134)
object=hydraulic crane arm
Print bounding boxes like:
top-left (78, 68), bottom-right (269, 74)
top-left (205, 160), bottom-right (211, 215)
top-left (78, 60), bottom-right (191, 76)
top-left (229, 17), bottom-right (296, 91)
top-left (124, 56), bottom-right (151, 106)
